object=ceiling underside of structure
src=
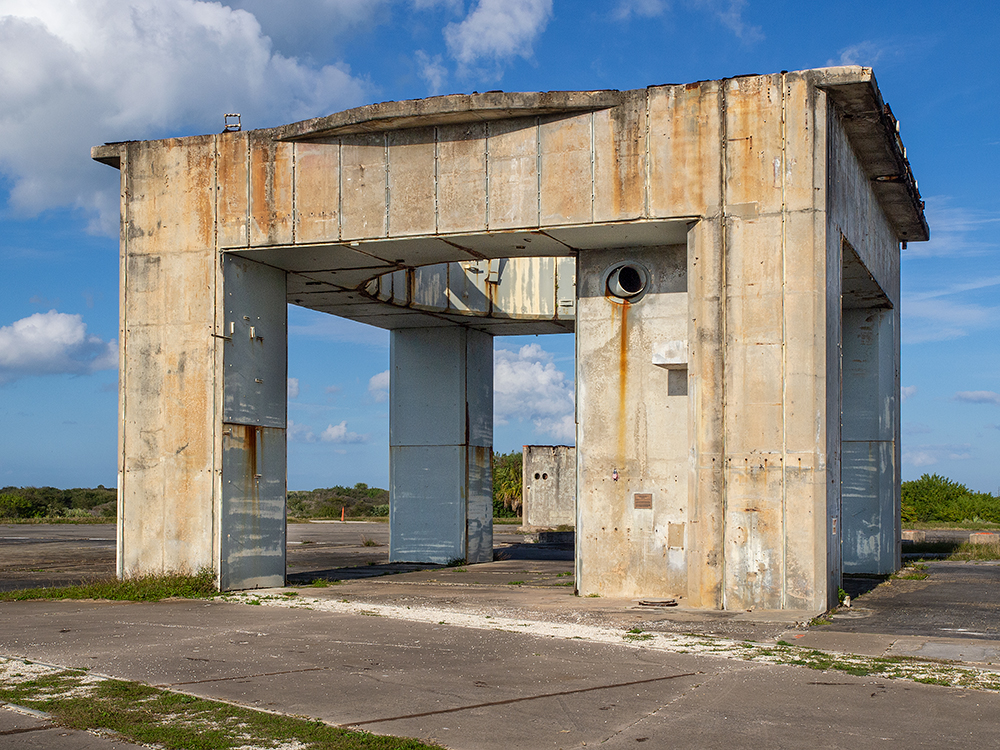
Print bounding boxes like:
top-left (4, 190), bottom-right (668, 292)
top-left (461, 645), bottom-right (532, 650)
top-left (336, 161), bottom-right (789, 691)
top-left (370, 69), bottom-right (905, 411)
top-left (230, 218), bottom-right (694, 335)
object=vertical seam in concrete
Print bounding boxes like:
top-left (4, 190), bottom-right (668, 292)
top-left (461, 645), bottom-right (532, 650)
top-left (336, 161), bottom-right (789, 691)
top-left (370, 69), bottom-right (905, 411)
top-left (780, 73), bottom-right (789, 609)
top-left (590, 111), bottom-right (596, 223)
top-left (644, 88), bottom-right (651, 218)
top-left (290, 143), bottom-right (296, 245)
top-left (384, 133), bottom-right (390, 237)
top-left (337, 139), bottom-right (343, 241)
top-left (536, 116), bottom-right (542, 227)
top-left (434, 127), bottom-right (440, 234)
top-left (484, 122), bottom-right (491, 230)
top-left (574, 251), bottom-right (582, 594)
top-left (212, 134), bottom-right (222, 589)
top-left (244, 134), bottom-right (251, 248)
top-left (117, 144), bottom-right (128, 579)
top-left (718, 80), bottom-right (729, 610)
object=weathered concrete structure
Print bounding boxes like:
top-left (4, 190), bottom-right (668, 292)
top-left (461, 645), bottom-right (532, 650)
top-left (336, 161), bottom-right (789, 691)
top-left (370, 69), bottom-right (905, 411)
top-left (93, 66), bottom-right (926, 609)
top-left (522, 445), bottom-right (576, 530)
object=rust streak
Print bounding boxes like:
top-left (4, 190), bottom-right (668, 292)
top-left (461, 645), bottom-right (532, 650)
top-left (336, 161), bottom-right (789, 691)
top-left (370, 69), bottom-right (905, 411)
top-left (617, 300), bottom-right (629, 467)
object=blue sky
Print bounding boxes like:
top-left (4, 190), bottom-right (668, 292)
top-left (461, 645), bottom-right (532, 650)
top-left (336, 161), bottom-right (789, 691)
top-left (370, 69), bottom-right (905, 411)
top-left (0, 0), bottom-right (998, 492)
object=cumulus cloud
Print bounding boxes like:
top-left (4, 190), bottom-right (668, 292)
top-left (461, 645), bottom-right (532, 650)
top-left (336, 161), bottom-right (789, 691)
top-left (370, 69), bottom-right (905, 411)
top-left (287, 377), bottom-right (300, 399)
top-left (444, 0), bottom-right (553, 75)
top-left (416, 50), bottom-right (448, 94)
top-left (368, 370), bottom-right (390, 403)
top-left (0, 1), bottom-right (369, 231)
top-left (287, 418), bottom-right (316, 443)
top-left (954, 391), bottom-right (1000, 406)
top-left (0, 310), bottom-right (117, 384)
top-left (321, 420), bottom-right (367, 443)
top-left (901, 385), bottom-right (917, 401)
top-left (494, 343), bottom-right (574, 442)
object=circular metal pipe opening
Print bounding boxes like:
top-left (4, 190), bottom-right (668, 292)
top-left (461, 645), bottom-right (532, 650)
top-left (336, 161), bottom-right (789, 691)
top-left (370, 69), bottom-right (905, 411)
top-left (606, 263), bottom-right (649, 300)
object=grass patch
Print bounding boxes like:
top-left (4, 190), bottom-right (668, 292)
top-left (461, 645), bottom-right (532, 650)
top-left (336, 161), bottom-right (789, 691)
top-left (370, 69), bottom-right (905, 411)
top-left (892, 563), bottom-right (930, 580)
top-left (0, 570), bottom-right (217, 602)
top-left (307, 579), bottom-right (341, 587)
top-left (949, 541), bottom-right (1000, 561)
top-left (0, 661), bottom-right (439, 749)
top-left (360, 535), bottom-right (384, 547)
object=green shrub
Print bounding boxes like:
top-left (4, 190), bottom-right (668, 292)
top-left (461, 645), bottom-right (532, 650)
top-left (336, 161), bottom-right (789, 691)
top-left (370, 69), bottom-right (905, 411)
top-left (901, 474), bottom-right (1000, 525)
top-left (0, 492), bottom-right (35, 519)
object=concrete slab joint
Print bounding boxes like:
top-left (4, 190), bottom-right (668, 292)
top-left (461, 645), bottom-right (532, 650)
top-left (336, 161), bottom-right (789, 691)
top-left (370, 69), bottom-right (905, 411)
top-left (94, 66), bottom-right (926, 607)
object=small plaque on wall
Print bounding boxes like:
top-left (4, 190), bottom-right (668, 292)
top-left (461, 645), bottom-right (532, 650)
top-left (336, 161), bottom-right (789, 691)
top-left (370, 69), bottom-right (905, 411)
top-left (633, 492), bottom-right (653, 510)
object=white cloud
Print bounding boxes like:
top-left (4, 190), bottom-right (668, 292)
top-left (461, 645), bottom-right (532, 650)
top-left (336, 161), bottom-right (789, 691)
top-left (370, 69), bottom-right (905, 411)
top-left (368, 370), bottom-right (390, 403)
top-left (901, 385), bottom-right (917, 401)
top-left (444, 0), bottom-right (553, 74)
top-left (615, 0), bottom-right (762, 41)
top-left (954, 391), bottom-right (1000, 406)
top-left (287, 377), bottom-right (300, 399)
top-left (226, 0), bottom-right (390, 59)
top-left (613, 0), bottom-right (667, 20)
top-left (0, 310), bottom-right (117, 383)
top-left (416, 50), bottom-right (448, 94)
top-left (321, 420), bottom-right (367, 443)
top-left (292, 417), bottom-right (366, 443)
top-left (325, 384), bottom-right (342, 394)
top-left (903, 444), bottom-right (973, 468)
top-left (829, 40), bottom-right (886, 67)
top-left (289, 310), bottom-right (389, 347)
top-left (0, 1), bottom-right (369, 230)
top-left (902, 291), bottom-right (1000, 343)
top-left (692, 0), bottom-right (762, 41)
top-left (494, 343), bottom-right (574, 442)
top-left (903, 197), bottom-right (1000, 259)
top-left (287, 418), bottom-right (316, 442)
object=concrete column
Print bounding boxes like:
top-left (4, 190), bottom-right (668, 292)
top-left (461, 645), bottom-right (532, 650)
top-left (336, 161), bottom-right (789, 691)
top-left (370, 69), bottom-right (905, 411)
top-left (388, 327), bottom-right (493, 565)
top-left (841, 307), bottom-right (898, 574)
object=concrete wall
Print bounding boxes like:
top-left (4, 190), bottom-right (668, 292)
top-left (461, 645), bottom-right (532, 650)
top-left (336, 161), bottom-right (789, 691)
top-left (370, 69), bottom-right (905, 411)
top-left (522, 445), bottom-right (576, 529)
top-left (577, 245), bottom-right (690, 598)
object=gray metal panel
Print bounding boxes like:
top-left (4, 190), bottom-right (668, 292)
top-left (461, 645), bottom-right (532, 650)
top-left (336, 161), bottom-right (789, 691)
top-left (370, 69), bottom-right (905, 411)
top-left (220, 424), bottom-right (286, 590)
top-left (389, 328), bottom-right (466, 447)
top-left (465, 328), bottom-right (493, 449)
top-left (389, 445), bottom-right (466, 564)
top-left (223, 255), bottom-right (287, 428)
top-left (466, 445), bottom-right (493, 564)
top-left (842, 440), bottom-right (895, 574)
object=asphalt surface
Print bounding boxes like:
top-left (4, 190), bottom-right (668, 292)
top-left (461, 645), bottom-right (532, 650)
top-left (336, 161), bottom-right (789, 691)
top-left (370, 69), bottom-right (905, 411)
top-left (2, 524), bottom-right (1000, 748)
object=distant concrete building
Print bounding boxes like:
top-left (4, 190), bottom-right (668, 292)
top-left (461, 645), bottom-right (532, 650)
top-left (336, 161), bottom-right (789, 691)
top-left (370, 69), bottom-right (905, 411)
top-left (522, 446), bottom-right (576, 530)
top-left (93, 66), bottom-right (927, 609)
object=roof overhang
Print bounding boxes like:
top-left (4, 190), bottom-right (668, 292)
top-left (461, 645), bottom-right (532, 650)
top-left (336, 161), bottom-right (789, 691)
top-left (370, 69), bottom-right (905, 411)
top-left (817, 67), bottom-right (929, 242)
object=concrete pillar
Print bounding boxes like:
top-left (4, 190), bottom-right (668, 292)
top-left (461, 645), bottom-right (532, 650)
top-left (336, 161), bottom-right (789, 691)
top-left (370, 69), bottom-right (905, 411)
top-left (388, 327), bottom-right (493, 564)
top-left (841, 307), bottom-right (899, 574)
